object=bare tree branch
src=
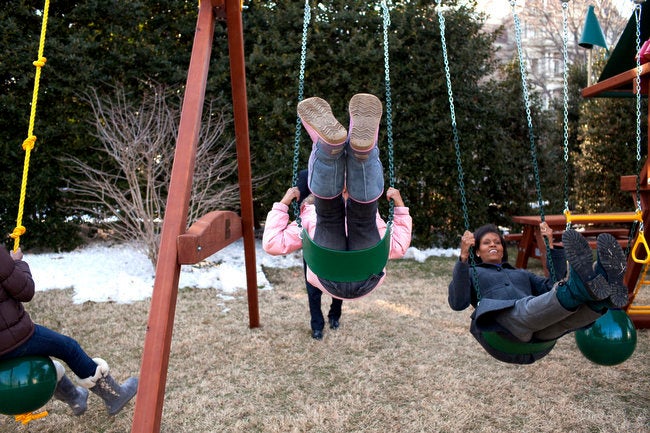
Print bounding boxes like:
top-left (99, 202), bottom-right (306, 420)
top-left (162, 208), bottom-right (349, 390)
top-left (63, 84), bottom-right (241, 265)
top-left (491, 1), bottom-right (630, 104)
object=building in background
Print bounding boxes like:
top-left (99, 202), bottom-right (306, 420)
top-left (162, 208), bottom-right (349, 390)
top-left (476, 0), bottom-right (633, 108)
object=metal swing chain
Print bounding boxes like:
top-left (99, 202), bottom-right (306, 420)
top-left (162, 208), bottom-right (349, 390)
top-left (510, 0), bottom-right (556, 282)
top-left (291, 0), bottom-right (312, 228)
top-left (381, 0), bottom-right (395, 224)
top-left (560, 0), bottom-right (571, 230)
top-left (634, 2), bottom-right (644, 225)
top-left (624, 0), bottom-right (646, 256)
top-left (560, 2), bottom-right (643, 257)
top-left (437, 4), bottom-right (469, 234)
top-left (436, 1), bottom-right (481, 298)
top-left (510, 1), bottom-right (545, 219)
top-left (292, 1), bottom-right (395, 227)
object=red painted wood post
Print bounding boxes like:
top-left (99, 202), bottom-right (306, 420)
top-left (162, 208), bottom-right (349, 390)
top-left (131, 2), bottom-right (218, 431)
top-left (132, 1), bottom-right (259, 429)
top-left (225, 0), bottom-right (259, 328)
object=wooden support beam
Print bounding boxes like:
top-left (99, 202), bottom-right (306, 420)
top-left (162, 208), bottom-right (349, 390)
top-left (581, 62), bottom-right (650, 98)
top-left (177, 211), bottom-right (242, 264)
top-left (225, 0), bottom-right (259, 329)
top-left (131, 2), bottom-right (217, 432)
top-left (132, 0), bottom-right (257, 430)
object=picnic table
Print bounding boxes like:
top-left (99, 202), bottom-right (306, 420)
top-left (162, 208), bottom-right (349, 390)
top-left (509, 213), bottom-right (635, 276)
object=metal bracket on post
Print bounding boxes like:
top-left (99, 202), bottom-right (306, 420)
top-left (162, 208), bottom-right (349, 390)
top-left (213, 0), bottom-right (227, 21)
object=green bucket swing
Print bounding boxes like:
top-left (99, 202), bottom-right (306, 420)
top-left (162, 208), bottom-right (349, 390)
top-left (481, 332), bottom-right (557, 355)
top-left (0, 356), bottom-right (58, 415)
top-left (291, 1), bottom-right (396, 285)
top-left (437, 0), bottom-right (559, 361)
top-left (301, 225), bottom-right (391, 282)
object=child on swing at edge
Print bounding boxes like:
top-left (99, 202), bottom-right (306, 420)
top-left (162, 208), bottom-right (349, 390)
top-left (0, 244), bottom-right (138, 416)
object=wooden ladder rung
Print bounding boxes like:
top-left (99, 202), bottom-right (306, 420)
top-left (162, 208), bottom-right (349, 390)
top-left (627, 306), bottom-right (650, 313)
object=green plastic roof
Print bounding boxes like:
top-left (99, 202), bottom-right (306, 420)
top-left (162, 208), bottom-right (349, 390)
top-left (597, 6), bottom-right (650, 92)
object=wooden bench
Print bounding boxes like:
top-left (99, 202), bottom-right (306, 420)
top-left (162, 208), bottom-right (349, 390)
top-left (510, 214), bottom-right (636, 276)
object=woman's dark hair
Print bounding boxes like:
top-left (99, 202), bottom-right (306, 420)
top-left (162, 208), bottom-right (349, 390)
top-left (472, 224), bottom-right (508, 263)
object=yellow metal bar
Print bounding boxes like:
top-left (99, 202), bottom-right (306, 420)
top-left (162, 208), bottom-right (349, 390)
top-left (563, 209), bottom-right (642, 223)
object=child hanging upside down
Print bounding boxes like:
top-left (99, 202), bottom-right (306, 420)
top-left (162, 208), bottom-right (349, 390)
top-left (263, 93), bottom-right (412, 300)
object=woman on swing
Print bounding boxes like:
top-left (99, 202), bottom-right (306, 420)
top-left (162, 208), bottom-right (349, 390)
top-left (263, 93), bottom-right (412, 300)
top-left (448, 222), bottom-right (629, 364)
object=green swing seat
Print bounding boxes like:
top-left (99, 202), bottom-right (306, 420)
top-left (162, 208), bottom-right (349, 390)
top-left (482, 331), bottom-right (557, 355)
top-left (301, 226), bottom-right (391, 282)
top-left (0, 356), bottom-right (58, 415)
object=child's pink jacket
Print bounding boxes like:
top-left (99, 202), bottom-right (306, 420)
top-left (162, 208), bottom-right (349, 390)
top-left (262, 201), bottom-right (412, 298)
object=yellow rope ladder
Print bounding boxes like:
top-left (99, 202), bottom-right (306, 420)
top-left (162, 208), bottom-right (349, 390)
top-left (10, 0), bottom-right (51, 253)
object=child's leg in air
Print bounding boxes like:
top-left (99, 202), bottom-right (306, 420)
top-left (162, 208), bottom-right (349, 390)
top-left (346, 93), bottom-right (383, 250)
top-left (314, 195), bottom-right (347, 250)
top-left (298, 97), bottom-right (348, 250)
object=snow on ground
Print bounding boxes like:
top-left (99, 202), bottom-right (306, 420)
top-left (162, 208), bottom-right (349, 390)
top-left (24, 240), bottom-right (457, 304)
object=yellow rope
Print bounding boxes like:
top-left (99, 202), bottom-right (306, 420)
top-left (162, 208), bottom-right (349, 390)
top-left (11, 0), bottom-right (50, 251)
top-left (14, 411), bottom-right (49, 425)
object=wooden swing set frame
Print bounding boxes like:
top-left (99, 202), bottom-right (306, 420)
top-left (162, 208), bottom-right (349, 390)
top-left (131, 1), bottom-right (258, 431)
top-left (581, 63), bottom-right (650, 329)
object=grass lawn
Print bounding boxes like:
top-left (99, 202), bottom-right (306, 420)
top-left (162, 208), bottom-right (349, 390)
top-left (1, 252), bottom-right (648, 432)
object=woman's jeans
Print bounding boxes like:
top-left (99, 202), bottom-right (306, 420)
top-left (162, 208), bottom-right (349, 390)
top-left (0, 324), bottom-right (97, 379)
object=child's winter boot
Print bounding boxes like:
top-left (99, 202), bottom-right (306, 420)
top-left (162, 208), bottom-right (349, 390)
top-left (346, 93), bottom-right (384, 203)
top-left (52, 360), bottom-right (89, 416)
top-left (298, 97), bottom-right (347, 199)
top-left (79, 358), bottom-right (138, 416)
top-left (348, 93), bottom-right (382, 158)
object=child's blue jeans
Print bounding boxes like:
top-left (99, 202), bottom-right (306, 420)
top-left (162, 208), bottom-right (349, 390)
top-left (0, 324), bottom-right (97, 379)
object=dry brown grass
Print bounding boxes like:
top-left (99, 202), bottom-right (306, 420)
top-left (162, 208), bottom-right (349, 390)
top-left (1, 255), bottom-right (648, 433)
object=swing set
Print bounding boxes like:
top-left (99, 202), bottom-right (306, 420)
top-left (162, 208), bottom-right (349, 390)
top-left (580, 1), bottom-right (650, 329)
top-left (2, 0), bottom-right (644, 429)
top-left (2, 0), bottom-right (398, 429)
